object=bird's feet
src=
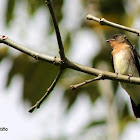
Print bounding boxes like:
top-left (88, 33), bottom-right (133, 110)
top-left (128, 74), bottom-right (133, 82)
top-left (115, 72), bottom-right (119, 77)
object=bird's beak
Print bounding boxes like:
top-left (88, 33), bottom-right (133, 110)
top-left (106, 39), bottom-right (110, 42)
top-left (106, 39), bottom-right (115, 42)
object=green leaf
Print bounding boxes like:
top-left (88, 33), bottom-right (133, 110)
top-left (0, 47), bottom-right (9, 62)
top-left (63, 32), bottom-right (71, 54)
top-left (5, 0), bottom-right (16, 26)
top-left (99, 0), bottom-right (125, 15)
top-left (27, 0), bottom-right (44, 16)
top-left (85, 119), bottom-right (106, 129)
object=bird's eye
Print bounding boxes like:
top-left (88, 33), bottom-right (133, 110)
top-left (113, 35), bottom-right (118, 39)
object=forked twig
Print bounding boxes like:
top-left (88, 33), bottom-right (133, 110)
top-left (28, 67), bottom-right (64, 113)
top-left (71, 74), bottom-right (103, 90)
top-left (0, 35), bottom-right (140, 85)
top-left (28, 0), bottom-right (67, 112)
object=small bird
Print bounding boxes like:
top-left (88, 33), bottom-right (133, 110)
top-left (106, 34), bottom-right (140, 118)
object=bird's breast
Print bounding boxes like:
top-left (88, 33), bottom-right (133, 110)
top-left (112, 49), bottom-right (138, 76)
top-left (112, 49), bottom-right (140, 105)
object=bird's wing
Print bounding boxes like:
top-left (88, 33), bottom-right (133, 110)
top-left (133, 50), bottom-right (140, 75)
top-left (111, 54), bottom-right (115, 72)
top-left (126, 38), bottom-right (140, 75)
top-left (130, 97), bottom-right (140, 118)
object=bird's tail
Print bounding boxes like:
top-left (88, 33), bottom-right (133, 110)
top-left (130, 97), bottom-right (140, 118)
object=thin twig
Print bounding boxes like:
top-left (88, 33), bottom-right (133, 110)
top-left (45, 0), bottom-right (65, 60)
top-left (87, 14), bottom-right (140, 36)
top-left (0, 35), bottom-right (140, 85)
top-left (71, 74), bottom-right (103, 89)
top-left (28, 67), bottom-right (64, 113)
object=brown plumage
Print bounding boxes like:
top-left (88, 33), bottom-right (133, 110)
top-left (107, 34), bottom-right (140, 118)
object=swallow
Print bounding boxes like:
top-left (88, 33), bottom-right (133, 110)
top-left (106, 34), bottom-right (140, 118)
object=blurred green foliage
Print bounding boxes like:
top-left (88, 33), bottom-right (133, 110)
top-left (1, 0), bottom-right (140, 139)
top-left (6, 54), bottom-right (59, 105)
top-left (0, 47), bottom-right (9, 61)
top-left (64, 81), bottom-right (100, 110)
top-left (5, 0), bottom-right (16, 26)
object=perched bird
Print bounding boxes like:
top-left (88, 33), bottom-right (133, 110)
top-left (106, 34), bottom-right (140, 118)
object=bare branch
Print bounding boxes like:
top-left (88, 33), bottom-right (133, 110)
top-left (45, 0), bottom-right (65, 60)
top-left (71, 74), bottom-right (103, 89)
top-left (0, 35), bottom-right (62, 65)
top-left (0, 35), bottom-right (140, 85)
top-left (67, 61), bottom-right (140, 85)
top-left (87, 14), bottom-right (140, 36)
top-left (28, 67), bottom-right (64, 113)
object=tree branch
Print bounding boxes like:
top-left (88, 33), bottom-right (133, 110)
top-left (45, 0), bottom-right (65, 60)
top-left (0, 35), bottom-right (62, 65)
top-left (0, 35), bottom-right (140, 85)
top-left (87, 14), bottom-right (140, 36)
top-left (71, 74), bottom-right (103, 89)
top-left (28, 67), bottom-right (64, 113)
top-left (1, 12), bottom-right (140, 112)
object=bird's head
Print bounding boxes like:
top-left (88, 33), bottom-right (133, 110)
top-left (106, 34), bottom-right (128, 48)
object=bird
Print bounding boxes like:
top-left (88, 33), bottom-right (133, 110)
top-left (106, 34), bottom-right (140, 118)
